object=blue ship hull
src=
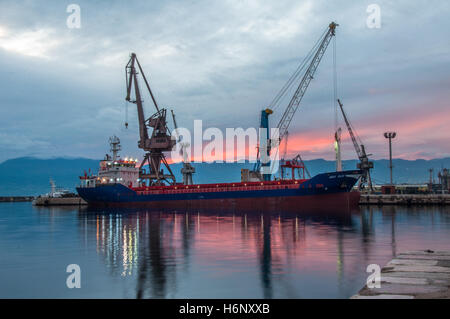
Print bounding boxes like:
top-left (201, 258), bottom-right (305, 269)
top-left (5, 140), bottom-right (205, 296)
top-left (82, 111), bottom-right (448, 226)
top-left (77, 170), bottom-right (362, 211)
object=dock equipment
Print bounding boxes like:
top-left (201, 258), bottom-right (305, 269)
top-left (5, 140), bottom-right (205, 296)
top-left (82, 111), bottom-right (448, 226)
top-left (280, 154), bottom-right (311, 180)
top-left (337, 99), bottom-right (374, 191)
top-left (251, 22), bottom-right (338, 181)
top-left (171, 110), bottom-right (195, 185)
top-left (125, 53), bottom-right (176, 185)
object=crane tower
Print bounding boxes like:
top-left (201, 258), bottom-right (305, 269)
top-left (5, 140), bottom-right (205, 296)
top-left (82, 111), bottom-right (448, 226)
top-left (125, 53), bottom-right (176, 186)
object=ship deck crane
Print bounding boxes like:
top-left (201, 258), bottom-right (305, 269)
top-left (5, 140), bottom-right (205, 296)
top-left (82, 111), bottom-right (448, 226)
top-left (252, 22), bottom-right (338, 181)
top-left (125, 53), bottom-right (176, 186)
top-left (279, 131), bottom-right (311, 180)
top-left (280, 154), bottom-right (311, 180)
top-left (171, 110), bottom-right (195, 185)
top-left (337, 99), bottom-right (373, 191)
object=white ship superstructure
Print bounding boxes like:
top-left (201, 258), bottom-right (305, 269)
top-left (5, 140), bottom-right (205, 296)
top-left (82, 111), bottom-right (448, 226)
top-left (80, 136), bottom-right (140, 188)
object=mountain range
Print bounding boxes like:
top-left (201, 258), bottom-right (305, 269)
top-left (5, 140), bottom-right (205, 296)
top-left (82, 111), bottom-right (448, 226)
top-left (1, 156), bottom-right (449, 196)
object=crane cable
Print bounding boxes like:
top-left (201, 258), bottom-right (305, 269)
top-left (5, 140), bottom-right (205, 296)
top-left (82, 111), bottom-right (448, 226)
top-left (124, 100), bottom-right (129, 129)
top-left (256, 26), bottom-right (330, 172)
top-left (333, 36), bottom-right (364, 149)
top-left (333, 35), bottom-right (338, 133)
top-left (258, 26), bottom-right (328, 138)
top-left (270, 27), bottom-right (328, 113)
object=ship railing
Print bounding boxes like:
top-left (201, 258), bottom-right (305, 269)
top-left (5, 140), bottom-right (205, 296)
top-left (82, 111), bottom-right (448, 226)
top-left (135, 182), bottom-right (304, 195)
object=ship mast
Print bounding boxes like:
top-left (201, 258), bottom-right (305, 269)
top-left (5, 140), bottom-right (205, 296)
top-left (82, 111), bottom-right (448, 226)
top-left (109, 135), bottom-right (121, 161)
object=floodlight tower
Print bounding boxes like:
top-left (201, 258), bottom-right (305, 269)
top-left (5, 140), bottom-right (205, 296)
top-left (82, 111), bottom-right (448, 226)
top-left (384, 132), bottom-right (397, 185)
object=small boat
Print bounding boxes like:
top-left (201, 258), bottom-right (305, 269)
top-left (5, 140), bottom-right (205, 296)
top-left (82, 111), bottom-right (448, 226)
top-left (33, 179), bottom-right (86, 206)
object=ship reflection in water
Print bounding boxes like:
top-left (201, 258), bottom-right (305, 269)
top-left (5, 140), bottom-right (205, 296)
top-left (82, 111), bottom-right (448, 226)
top-left (73, 205), bottom-right (450, 298)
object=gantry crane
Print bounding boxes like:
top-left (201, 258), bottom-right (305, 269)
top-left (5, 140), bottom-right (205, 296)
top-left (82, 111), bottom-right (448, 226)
top-left (125, 53), bottom-right (176, 185)
top-left (280, 154), bottom-right (311, 180)
top-left (279, 131), bottom-right (311, 180)
top-left (171, 110), bottom-right (195, 185)
top-left (252, 22), bottom-right (338, 181)
top-left (337, 99), bottom-right (373, 191)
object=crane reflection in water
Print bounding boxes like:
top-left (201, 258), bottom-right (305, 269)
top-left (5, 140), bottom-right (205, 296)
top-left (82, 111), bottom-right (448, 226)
top-left (74, 205), bottom-right (443, 299)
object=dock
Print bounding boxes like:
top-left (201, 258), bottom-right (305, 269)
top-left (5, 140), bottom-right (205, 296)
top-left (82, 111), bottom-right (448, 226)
top-left (359, 194), bottom-right (450, 205)
top-left (352, 250), bottom-right (450, 299)
top-left (0, 196), bottom-right (34, 202)
top-left (0, 196), bottom-right (87, 205)
top-left (32, 196), bottom-right (87, 206)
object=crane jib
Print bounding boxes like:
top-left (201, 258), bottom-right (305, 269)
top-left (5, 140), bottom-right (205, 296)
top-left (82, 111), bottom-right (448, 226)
top-left (276, 23), bottom-right (337, 142)
top-left (252, 22), bottom-right (338, 181)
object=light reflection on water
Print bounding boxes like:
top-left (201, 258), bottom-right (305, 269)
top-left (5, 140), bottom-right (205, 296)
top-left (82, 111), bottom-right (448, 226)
top-left (0, 203), bottom-right (450, 298)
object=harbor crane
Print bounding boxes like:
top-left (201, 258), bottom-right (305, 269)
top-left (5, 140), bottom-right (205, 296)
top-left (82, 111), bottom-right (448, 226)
top-left (251, 22), bottom-right (338, 181)
top-left (125, 53), bottom-right (176, 185)
top-left (337, 99), bottom-right (374, 191)
top-left (280, 154), bottom-right (311, 180)
top-left (279, 131), bottom-right (311, 180)
top-left (171, 110), bottom-right (195, 185)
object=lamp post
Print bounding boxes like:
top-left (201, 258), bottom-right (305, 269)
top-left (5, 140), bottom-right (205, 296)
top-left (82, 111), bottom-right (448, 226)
top-left (384, 132), bottom-right (396, 185)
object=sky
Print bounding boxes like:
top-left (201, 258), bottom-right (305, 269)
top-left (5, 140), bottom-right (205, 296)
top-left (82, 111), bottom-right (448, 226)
top-left (0, 0), bottom-right (449, 163)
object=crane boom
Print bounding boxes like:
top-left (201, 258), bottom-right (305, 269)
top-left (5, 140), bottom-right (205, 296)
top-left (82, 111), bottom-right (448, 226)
top-left (337, 98), bottom-right (374, 191)
top-left (251, 22), bottom-right (337, 181)
top-left (126, 53), bottom-right (149, 145)
top-left (276, 22), bottom-right (338, 142)
top-left (170, 110), bottom-right (179, 140)
top-left (337, 99), bottom-right (362, 159)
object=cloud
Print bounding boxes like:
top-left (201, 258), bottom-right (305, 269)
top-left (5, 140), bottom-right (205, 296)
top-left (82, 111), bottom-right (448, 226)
top-left (0, 132), bottom-right (53, 155)
top-left (0, 0), bottom-right (449, 164)
top-left (0, 25), bottom-right (61, 58)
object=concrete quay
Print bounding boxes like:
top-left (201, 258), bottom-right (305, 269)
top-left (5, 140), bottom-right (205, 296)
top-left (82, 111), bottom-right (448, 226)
top-left (0, 196), bottom-right (34, 202)
top-left (32, 196), bottom-right (87, 206)
top-left (352, 250), bottom-right (450, 299)
top-left (359, 194), bottom-right (450, 205)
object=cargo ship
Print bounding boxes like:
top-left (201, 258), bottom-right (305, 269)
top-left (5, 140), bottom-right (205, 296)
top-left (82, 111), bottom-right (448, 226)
top-left (76, 137), bottom-right (362, 211)
top-left (77, 24), bottom-right (366, 211)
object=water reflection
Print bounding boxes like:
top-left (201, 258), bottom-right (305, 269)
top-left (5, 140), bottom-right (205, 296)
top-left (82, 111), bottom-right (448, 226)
top-left (74, 206), bottom-right (450, 298)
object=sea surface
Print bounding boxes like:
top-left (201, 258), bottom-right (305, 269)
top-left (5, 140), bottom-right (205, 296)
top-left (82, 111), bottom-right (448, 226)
top-left (0, 202), bottom-right (449, 298)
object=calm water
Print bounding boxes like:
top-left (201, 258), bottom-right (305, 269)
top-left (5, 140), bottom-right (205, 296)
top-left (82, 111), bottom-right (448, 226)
top-left (0, 202), bottom-right (450, 298)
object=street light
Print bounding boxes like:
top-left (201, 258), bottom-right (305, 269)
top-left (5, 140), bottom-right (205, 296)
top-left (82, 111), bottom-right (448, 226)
top-left (384, 132), bottom-right (397, 185)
